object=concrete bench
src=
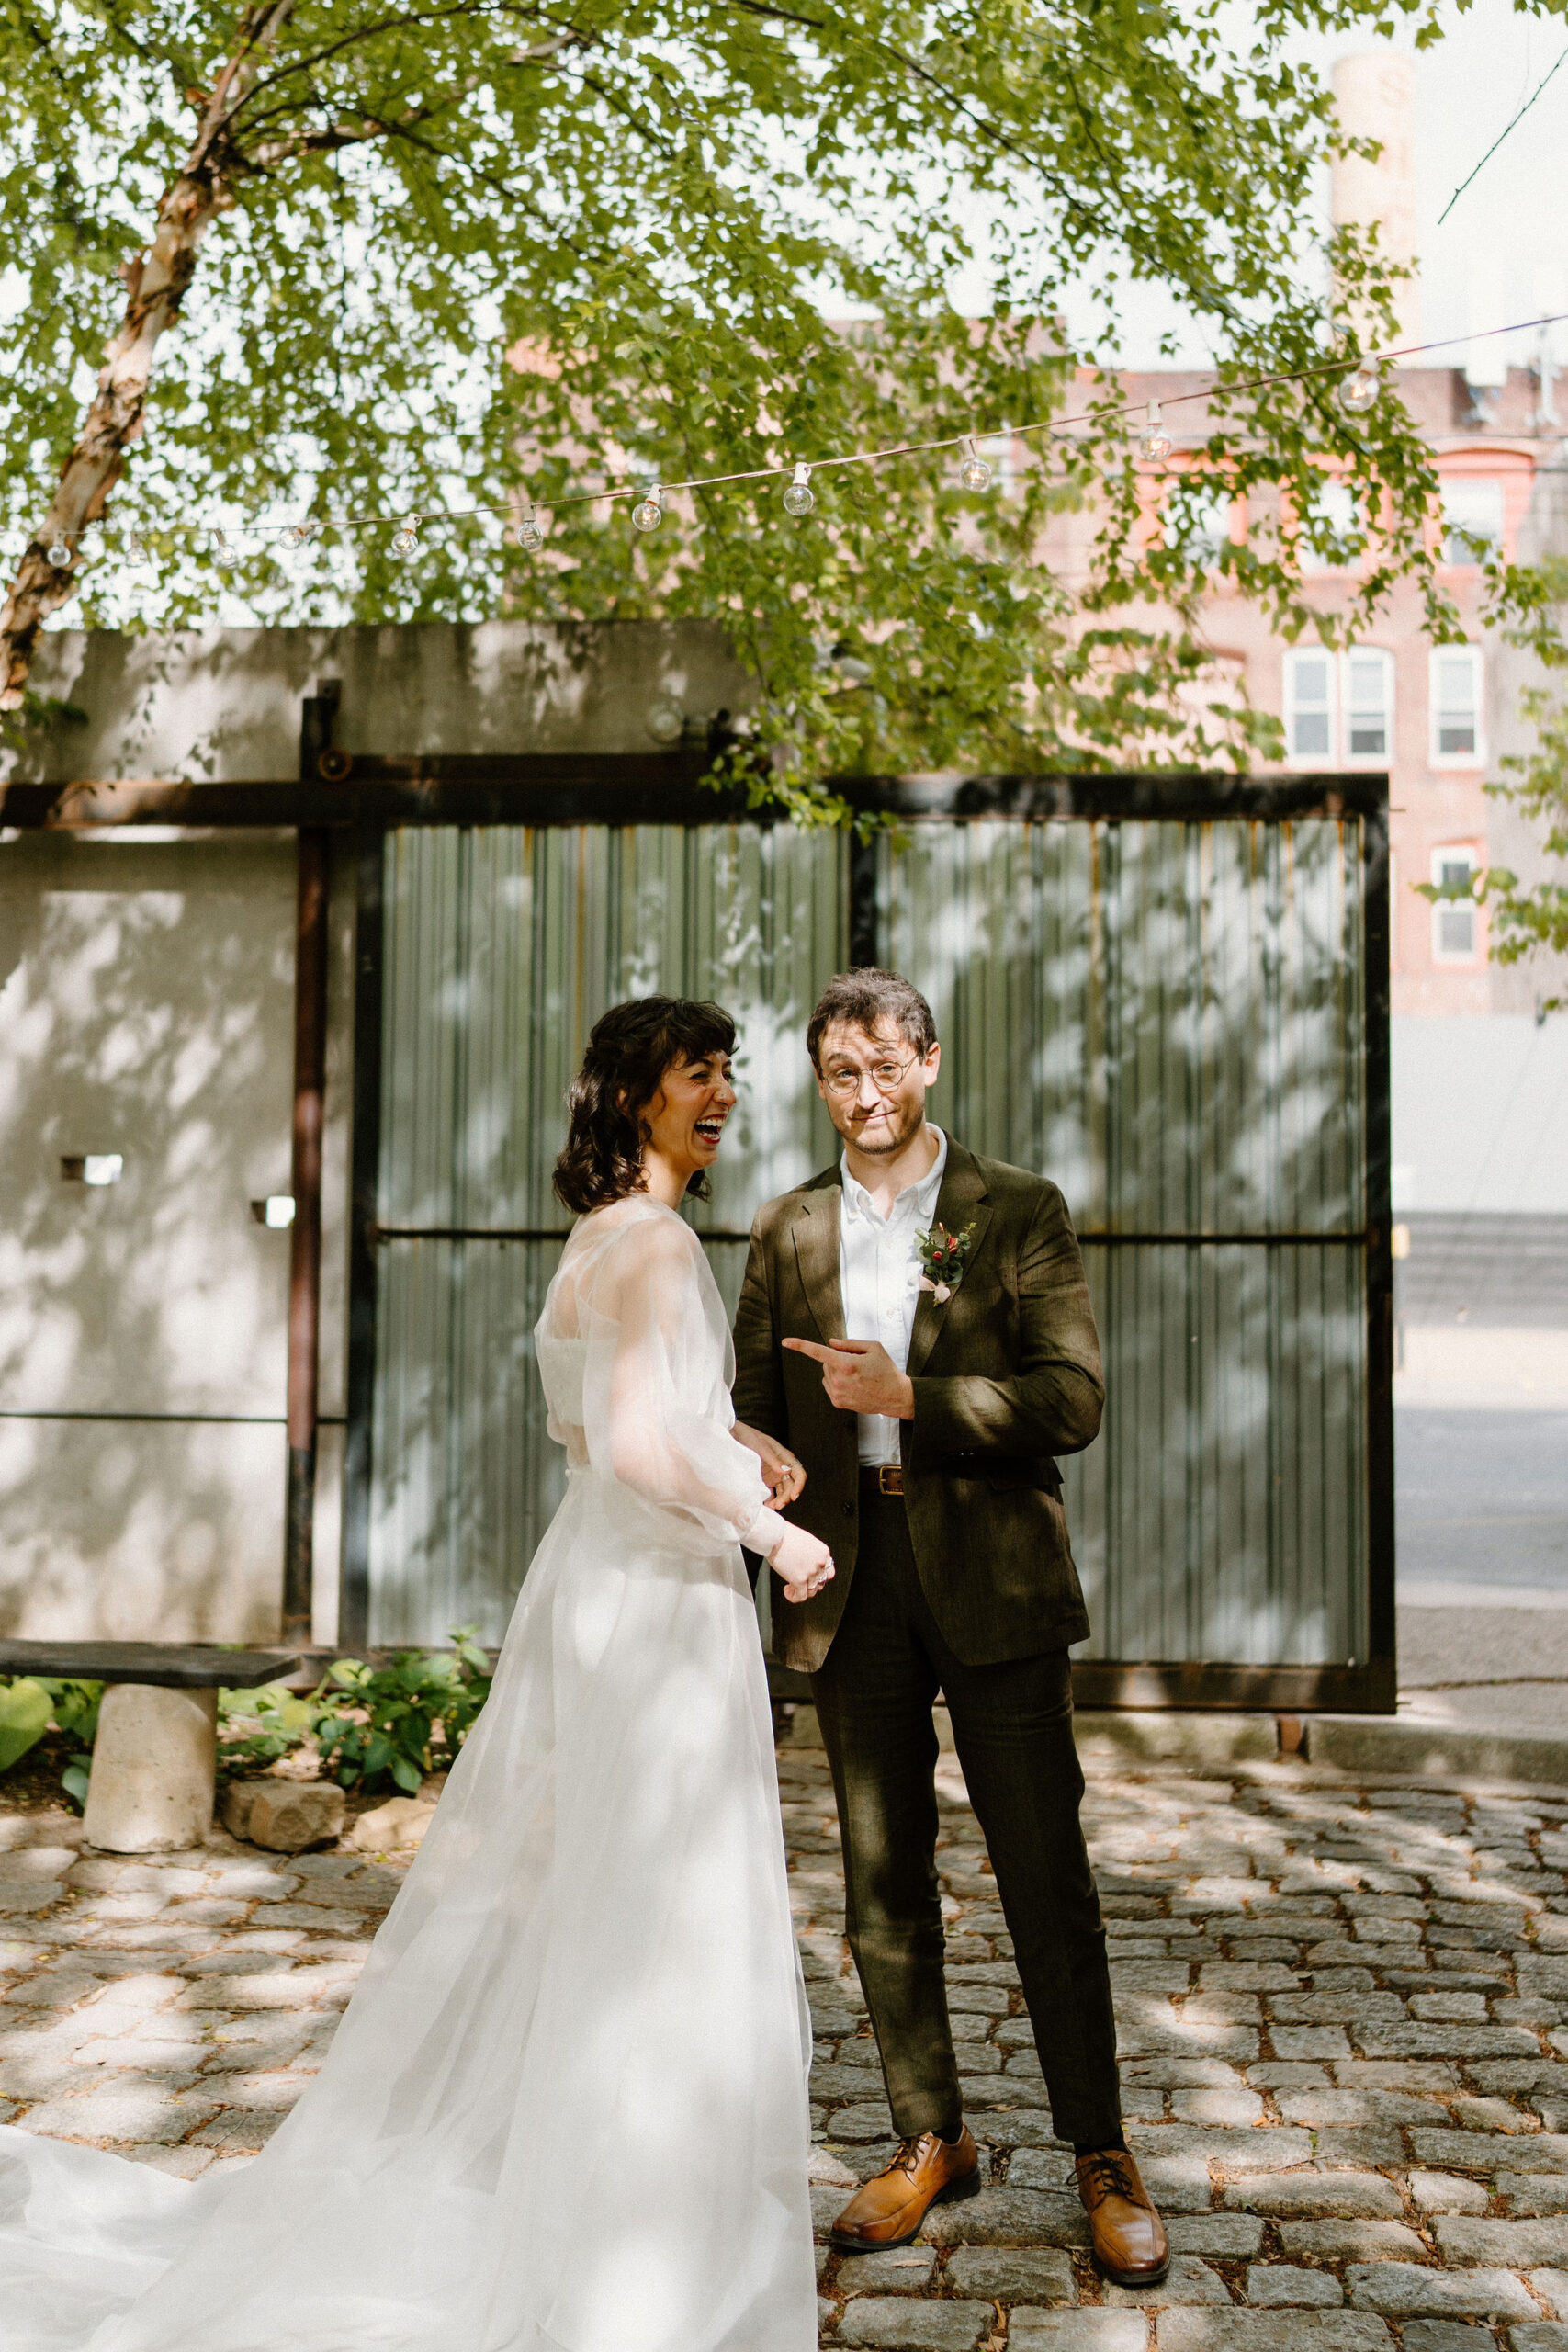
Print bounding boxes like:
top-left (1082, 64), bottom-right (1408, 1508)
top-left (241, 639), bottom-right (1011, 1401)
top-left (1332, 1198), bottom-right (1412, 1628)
top-left (0, 1641), bottom-right (302, 1854)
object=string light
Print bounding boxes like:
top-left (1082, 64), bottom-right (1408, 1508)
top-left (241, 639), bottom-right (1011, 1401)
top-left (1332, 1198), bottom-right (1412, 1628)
top-left (211, 528), bottom-right (235, 568)
top-left (127, 532), bottom-right (152, 570)
top-left (24, 306), bottom-right (1562, 578)
top-left (1138, 403), bottom-right (1173, 463)
top-left (783, 463), bottom-right (814, 516)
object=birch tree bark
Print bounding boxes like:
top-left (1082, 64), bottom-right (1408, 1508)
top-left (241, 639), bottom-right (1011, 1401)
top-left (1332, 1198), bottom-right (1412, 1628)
top-left (0, 2), bottom-right (295, 708)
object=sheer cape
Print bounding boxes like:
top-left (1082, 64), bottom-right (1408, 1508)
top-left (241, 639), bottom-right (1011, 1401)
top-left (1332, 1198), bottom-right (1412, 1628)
top-left (0, 1197), bottom-right (817, 2352)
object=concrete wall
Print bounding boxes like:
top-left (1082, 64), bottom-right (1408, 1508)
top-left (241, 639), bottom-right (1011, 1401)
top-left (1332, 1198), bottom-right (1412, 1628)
top-left (1, 618), bottom-right (752, 1643)
top-left (3, 617), bottom-right (758, 782)
top-left (1392, 1012), bottom-right (1568, 1214)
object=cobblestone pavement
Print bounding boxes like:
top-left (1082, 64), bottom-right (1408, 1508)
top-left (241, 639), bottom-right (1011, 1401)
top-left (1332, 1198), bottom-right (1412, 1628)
top-left (3, 1746), bottom-right (1568, 2352)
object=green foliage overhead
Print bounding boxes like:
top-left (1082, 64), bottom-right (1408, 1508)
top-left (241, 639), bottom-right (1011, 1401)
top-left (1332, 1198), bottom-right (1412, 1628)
top-left (0, 0), bottom-right (1513, 795)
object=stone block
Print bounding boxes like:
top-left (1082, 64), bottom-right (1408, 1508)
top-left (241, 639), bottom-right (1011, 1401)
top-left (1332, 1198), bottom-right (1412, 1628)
top-left (1246, 2268), bottom-right (1343, 2306)
top-left (1277, 2224), bottom-right (1428, 2261)
top-left (833, 2248), bottom-right (937, 2291)
top-left (1501, 2182), bottom-right (1568, 2218)
top-left (1126, 2126), bottom-right (1313, 2170)
top-left (921, 2188), bottom-right (1090, 2247)
top-left (1003, 2148), bottom-right (1076, 2192)
top-left (1399, 2324), bottom-right (1494, 2352)
top-left (1220, 2173), bottom-right (1404, 2219)
top-left (837, 2296), bottom-right (992, 2349)
top-left (1171, 2092), bottom-right (1266, 2127)
top-left (1347, 2267), bottom-right (1540, 2322)
top-left (943, 2247), bottom-right (1075, 2301)
top-left (344, 1796), bottom-right (435, 1853)
top-left (1103, 2256), bottom-right (1231, 2307)
top-left (1509, 2332), bottom-right (1568, 2352)
top-left (1415, 2132), bottom-right (1568, 2172)
top-left (221, 1782), bottom-right (346, 1854)
top-left (1010, 2312), bottom-right (1149, 2352)
top-left (1156, 2314), bottom-right (1391, 2352)
top-left (82, 1686), bottom-right (218, 1855)
top-left (1409, 2171), bottom-right (1491, 2213)
top-left (16, 2084), bottom-right (218, 2144)
top-left (1168, 2218), bottom-right (1265, 2257)
top-left (1435, 2218), bottom-right (1568, 2266)
top-left (827, 2102), bottom-right (897, 2142)
top-left (1529, 2271), bottom-right (1568, 2319)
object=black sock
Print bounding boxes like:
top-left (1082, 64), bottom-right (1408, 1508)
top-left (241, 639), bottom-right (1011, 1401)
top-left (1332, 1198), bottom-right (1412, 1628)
top-left (1075, 2133), bottom-right (1127, 2157)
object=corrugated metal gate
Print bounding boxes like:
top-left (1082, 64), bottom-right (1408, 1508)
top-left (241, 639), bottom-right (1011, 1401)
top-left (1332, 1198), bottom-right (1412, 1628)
top-left (345, 777), bottom-right (1392, 1712)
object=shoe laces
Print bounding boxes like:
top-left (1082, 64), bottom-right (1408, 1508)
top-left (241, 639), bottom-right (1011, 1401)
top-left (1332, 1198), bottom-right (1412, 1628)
top-left (891, 2134), bottom-right (932, 2177)
top-left (1079, 2148), bottom-right (1137, 2203)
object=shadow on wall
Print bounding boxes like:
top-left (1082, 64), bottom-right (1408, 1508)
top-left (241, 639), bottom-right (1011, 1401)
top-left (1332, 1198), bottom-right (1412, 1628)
top-left (0, 831), bottom-right (298, 1639)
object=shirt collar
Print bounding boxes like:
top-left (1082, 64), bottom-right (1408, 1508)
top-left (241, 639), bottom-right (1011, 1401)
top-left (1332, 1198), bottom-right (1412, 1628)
top-left (840, 1126), bottom-right (948, 1227)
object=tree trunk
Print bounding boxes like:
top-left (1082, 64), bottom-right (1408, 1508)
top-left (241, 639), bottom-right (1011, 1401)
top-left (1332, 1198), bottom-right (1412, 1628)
top-left (0, 2), bottom-right (294, 711)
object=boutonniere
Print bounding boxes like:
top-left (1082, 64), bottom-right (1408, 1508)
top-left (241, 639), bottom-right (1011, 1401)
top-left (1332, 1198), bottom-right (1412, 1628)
top-left (915, 1219), bottom-right (976, 1305)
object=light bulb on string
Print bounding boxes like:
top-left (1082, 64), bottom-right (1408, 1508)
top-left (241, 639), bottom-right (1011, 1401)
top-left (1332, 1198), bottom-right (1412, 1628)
top-left (211, 528), bottom-right (235, 569)
top-left (45, 533), bottom-right (71, 569)
top-left (389, 512), bottom-right (422, 558)
top-left (783, 463), bottom-right (815, 517)
top-left (958, 437), bottom-right (992, 492)
top-left (1338, 367), bottom-right (1380, 415)
top-left (126, 531), bottom-right (152, 571)
top-left (630, 486), bottom-right (664, 533)
top-left (1138, 403), bottom-right (1173, 463)
top-left (280, 519), bottom-right (319, 551)
top-left (518, 503), bottom-right (544, 555)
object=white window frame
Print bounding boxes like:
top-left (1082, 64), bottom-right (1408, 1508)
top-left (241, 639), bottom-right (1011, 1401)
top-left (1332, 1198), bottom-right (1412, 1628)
top-left (1341, 647), bottom-right (1395, 766)
top-left (1429, 844), bottom-right (1482, 966)
top-left (1429, 645), bottom-right (1485, 768)
top-left (1283, 646), bottom-right (1337, 766)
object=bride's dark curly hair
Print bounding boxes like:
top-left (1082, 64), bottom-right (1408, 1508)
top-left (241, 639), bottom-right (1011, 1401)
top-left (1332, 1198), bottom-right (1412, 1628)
top-left (553, 996), bottom-right (738, 1214)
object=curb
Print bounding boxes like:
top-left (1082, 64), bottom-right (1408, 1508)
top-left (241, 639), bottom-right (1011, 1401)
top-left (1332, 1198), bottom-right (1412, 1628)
top-left (1304, 1711), bottom-right (1568, 1787)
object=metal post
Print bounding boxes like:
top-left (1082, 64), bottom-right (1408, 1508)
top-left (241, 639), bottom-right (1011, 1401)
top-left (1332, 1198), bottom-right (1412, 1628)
top-left (281, 683), bottom-right (340, 1643)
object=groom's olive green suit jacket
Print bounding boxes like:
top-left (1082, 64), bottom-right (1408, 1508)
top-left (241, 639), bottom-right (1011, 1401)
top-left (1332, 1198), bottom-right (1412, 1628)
top-left (731, 1139), bottom-right (1105, 1676)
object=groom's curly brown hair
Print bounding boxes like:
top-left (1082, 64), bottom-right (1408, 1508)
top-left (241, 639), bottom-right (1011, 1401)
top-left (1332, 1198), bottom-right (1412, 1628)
top-left (553, 996), bottom-right (738, 1214)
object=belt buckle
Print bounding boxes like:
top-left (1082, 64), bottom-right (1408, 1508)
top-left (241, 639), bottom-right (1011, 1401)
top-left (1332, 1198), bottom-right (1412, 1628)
top-left (877, 1465), bottom-right (905, 1497)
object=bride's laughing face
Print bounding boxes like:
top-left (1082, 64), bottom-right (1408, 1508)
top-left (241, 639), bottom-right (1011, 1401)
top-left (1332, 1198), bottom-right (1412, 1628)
top-left (641, 1050), bottom-right (738, 1182)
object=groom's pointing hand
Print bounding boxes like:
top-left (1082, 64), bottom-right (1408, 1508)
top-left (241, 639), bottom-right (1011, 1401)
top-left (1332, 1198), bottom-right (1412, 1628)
top-left (783, 1337), bottom-right (915, 1420)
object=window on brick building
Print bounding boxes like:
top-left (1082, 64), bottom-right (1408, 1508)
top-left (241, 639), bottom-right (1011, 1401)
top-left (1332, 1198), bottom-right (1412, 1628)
top-left (1284, 648), bottom-right (1336, 759)
top-left (1343, 649), bottom-right (1393, 761)
top-left (1429, 846), bottom-right (1481, 963)
top-left (1430, 646), bottom-right (1483, 765)
top-left (1440, 481), bottom-right (1504, 566)
top-left (1300, 482), bottom-right (1359, 575)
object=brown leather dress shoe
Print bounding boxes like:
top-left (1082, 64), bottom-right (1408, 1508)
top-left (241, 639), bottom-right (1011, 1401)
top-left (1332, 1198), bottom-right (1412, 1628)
top-left (1076, 2147), bottom-right (1169, 2287)
top-left (830, 2126), bottom-right (982, 2251)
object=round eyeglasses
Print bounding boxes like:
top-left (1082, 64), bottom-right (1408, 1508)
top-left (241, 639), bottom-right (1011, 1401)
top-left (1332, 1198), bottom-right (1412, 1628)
top-left (820, 1051), bottom-right (921, 1099)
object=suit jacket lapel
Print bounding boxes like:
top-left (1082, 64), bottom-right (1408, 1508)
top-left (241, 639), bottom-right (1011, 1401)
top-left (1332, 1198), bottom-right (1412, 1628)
top-left (906, 1145), bottom-right (992, 1379)
top-left (791, 1182), bottom-right (846, 1344)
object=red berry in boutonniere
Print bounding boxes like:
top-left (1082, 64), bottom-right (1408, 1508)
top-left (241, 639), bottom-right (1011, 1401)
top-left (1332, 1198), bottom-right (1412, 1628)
top-left (915, 1219), bottom-right (976, 1305)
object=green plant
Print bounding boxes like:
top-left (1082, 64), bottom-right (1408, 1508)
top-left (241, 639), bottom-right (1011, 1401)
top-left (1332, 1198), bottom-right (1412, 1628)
top-left (0, 1676), bottom-right (104, 1808)
top-left (311, 1632), bottom-right (492, 1795)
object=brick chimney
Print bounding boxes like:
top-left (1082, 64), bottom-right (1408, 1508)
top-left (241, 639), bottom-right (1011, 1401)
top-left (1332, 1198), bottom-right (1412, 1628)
top-left (1332, 51), bottom-right (1420, 349)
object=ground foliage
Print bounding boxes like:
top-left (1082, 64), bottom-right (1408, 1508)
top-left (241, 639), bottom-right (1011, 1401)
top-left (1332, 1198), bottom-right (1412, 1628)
top-left (0, 0), bottom-right (1556, 800)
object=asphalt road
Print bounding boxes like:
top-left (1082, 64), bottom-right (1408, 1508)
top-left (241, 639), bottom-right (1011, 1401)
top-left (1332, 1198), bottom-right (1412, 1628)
top-left (1395, 1405), bottom-right (1568, 1597)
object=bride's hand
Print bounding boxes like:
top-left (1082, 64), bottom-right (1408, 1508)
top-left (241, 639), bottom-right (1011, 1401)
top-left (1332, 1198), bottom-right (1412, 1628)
top-left (732, 1420), bottom-right (807, 1508)
top-left (768, 1521), bottom-right (835, 1606)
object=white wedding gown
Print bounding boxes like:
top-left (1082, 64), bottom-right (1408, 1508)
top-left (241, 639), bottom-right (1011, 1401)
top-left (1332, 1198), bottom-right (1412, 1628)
top-left (0, 1197), bottom-right (817, 2352)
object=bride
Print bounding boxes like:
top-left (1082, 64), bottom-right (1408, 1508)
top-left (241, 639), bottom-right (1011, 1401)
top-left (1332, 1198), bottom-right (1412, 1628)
top-left (0, 995), bottom-right (833, 2352)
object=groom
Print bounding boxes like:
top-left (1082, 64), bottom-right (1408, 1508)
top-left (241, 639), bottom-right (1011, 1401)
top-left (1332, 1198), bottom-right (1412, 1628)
top-left (732, 968), bottom-right (1168, 2285)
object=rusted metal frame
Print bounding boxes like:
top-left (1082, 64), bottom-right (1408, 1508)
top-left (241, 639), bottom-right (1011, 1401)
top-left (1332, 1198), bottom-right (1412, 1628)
top-left (339, 821), bottom-right (385, 1652)
top-left (281, 684), bottom-right (339, 1644)
top-left (1360, 797), bottom-right (1398, 1715)
top-left (0, 763), bottom-right (1385, 831)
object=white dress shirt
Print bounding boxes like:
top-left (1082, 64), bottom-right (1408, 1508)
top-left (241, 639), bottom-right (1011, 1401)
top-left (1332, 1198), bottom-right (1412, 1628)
top-left (839, 1126), bottom-right (949, 1467)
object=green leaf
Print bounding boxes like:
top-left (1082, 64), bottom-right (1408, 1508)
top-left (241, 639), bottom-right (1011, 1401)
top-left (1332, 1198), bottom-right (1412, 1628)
top-left (60, 1763), bottom-right (91, 1809)
top-left (390, 1755), bottom-right (423, 1794)
top-left (0, 1679), bottom-right (53, 1773)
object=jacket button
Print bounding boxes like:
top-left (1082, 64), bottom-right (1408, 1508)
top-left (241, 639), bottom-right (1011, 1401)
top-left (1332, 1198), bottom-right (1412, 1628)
top-left (840, 1500), bottom-right (854, 1519)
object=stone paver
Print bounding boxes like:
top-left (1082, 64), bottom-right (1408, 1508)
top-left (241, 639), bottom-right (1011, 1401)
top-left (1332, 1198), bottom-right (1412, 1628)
top-left (6, 1735), bottom-right (1568, 2346)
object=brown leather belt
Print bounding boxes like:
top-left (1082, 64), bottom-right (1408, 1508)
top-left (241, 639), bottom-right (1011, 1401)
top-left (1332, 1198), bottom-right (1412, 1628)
top-left (859, 1464), bottom-right (905, 1497)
